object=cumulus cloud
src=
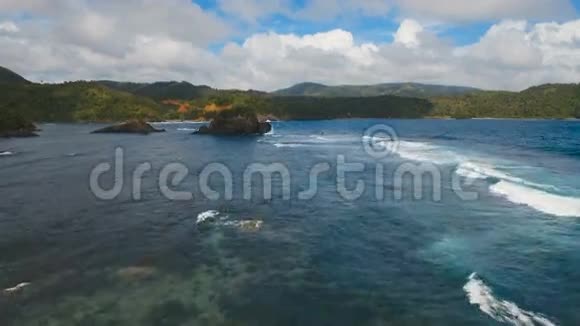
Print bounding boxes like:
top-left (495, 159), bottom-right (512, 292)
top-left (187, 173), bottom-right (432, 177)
top-left (216, 0), bottom-right (391, 22)
top-left (393, 19), bottom-right (424, 48)
top-left (295, 0), bottom-right (391, 20)
top-left (217, 0), bottom-right (290, 22)
top-left (396, 0), bottom-right (576, 22)
top-left (214, 0), bottom-right (575, 23)
top-left (0, 1), bottom-right (579, 91)
top-left (6, 0), bottom-right (229, 57)
top-left (214, 19), bottom-right (580, 91)
top-left (0, 21), bottom-right (19, 33)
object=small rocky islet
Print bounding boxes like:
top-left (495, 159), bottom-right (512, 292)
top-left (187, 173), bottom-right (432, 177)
top-left (194, 107), bottom-right (272, 136)
top-left (90, 108), bottom-right (272, 136)
top-left (0, 112), bottom-right (38, 138)
top-left (1, 111), bottom-right (271, 138)
top-left (91, 120), bottom-right (166, 135)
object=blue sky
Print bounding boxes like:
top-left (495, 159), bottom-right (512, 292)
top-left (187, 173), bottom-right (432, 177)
top-left (193, 0), bottom-right (580, 45)
top-left (0, 0), bottom-right (578, 90)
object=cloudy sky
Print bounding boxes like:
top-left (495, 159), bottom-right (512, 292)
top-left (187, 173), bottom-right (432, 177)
top-left (0, 0), bottom-right (579, 91)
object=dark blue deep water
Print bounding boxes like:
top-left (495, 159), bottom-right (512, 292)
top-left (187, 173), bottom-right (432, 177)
top-left (1, 119), bottom-right (579, 325)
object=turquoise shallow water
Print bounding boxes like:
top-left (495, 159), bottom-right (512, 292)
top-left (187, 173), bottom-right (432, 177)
top-left (0, 119), bottom-right (579, 325)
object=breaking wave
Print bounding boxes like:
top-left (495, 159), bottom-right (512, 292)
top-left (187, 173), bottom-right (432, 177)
top-left (396, 141), bottom-right (460, 164)
top-left (196, 210), bottom-right (220, 224)
top-left (464, 273), bottom-right (557, 326)
top-left (396, 141), bottom-right (580, 217)
top-left (273, 143), bottom-right (307, 148)
top-left (456, 161), bottom-right (580, 217)
top-left (490, 181), bottom-right (580, 217)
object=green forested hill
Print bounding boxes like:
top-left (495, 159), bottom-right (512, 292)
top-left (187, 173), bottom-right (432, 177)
top-left (97, 81), bottom-right (219, 101)
top-left (0, 81), bottom-right (167, 122)
top-left (266, 96), bottom-right (432, 120)
top-left (273, 82), bottom-right (479, 98)
top-left (0, 66), bottom-right (30, 84)
top-left (1, 66), bottom-right (579, 125)
top-left (431, 84), bottom-right (580, 118)
top-left (164, 90), bottom-right (433, 121)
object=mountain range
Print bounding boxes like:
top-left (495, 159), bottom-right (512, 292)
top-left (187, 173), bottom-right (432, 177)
top-left (273, 82), bottom-right (479, 98)
top-left (1, 65), bottom-right (579, 134)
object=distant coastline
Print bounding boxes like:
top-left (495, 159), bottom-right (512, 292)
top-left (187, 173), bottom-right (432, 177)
top-left (1, 66), bottom-right (579, 131)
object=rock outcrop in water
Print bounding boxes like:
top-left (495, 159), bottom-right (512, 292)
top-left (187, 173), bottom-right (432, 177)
top-left (0, 112), bottom-right (38, 138)
top-left (195, 107), bottom-right (272, 136)
top-left (92, 120), bottom-right (165, 135)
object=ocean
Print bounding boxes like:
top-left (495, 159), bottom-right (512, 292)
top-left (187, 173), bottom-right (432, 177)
top-left (0, 119), bottom-right (579, 325)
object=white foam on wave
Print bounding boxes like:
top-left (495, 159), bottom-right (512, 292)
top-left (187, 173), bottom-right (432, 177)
top-left (302, 134), bottom-right (355, 144)
top-left (490, 181), bottom-right (580, 217)
top-left (265, 120), bottom-right (274, 136)
top-left (396, 141), bottom-right (460, 164)
top-left (3, 282), bottom-right (31, 294)
top-left (195, 210), bottom-right (263, 230)
top-left (273, 143), bottom-right (306, 148)
top-left (266, 134), bottom-right (360, 149)
top-left (464, 273), bottom-right (557, 326)
top-left (177, 128), bottom-right (197, 131)
top-left (196, 210), bottom-right (220, 224)
top-left (456, 162), bottom-right (559, 191)
top-left (396, 141), bottom-right (579, 217)
top-left (0, 151), bottom-right (14, 157)
top-left (458, 161), bottom-right (580, 217)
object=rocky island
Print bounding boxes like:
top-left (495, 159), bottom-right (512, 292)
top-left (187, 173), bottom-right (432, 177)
top-left (92, 120), bottom-right (165, 135)
top-left (195, 106), bottom-right (272, 136)
top-left (0, 111), bottom-right (38, 138)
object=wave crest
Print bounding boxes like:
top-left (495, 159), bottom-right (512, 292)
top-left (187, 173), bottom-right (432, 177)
top-left (396, 141), bottom-right (459, 164)
top-left (464, 273), bottom-right (557, 326)
top-left (490, 181), bottom-right (580, 217)
top-left (196, 210), bottom-right (220, 224)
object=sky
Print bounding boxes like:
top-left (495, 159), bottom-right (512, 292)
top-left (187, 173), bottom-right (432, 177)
top-left (0, 0), bottom-right (579, 91)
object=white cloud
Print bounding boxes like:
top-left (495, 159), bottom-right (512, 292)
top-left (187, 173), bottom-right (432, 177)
top-left (212, 19), bottom-right (580, 91)
top-left (0, 21), bottom-right (19, 33)
top-left (6, 0), bottom-right (230, 57)
top-left (458, 21), bottom-right (543, 69)
top-left (0, 0), bottom-right (74, 14)
top-left (0, 1), bottom-right (578, 92)
top-left (296, 0), bottom-right (391, 20)
top-left (217, 0), bottom-right (290, 22)
top-left (396, 0), bottom-right (576, 22)
top-left (393, 19), bottom-right (424, 48)
top-left (214, 0), bottom-right (575, 23)
top-left (216, 0), bottom-right (391, 22)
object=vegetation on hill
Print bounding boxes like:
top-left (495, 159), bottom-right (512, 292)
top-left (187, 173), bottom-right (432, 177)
top-left (1, 66), bottom-right (579, 126)
top-left (97, 81), bottom-right (220, 101)
top-left (267, 96), bottom-right (432, 120)
top-left (431, 84), bottom-right (580, 119)
top-left (273, 82), bottom-right (479, 98)
top-left (0, 81), bottom-right (168, 122)
top-left (0, 66), bottom-right (30, 84)
top-left (160, 91), bottom-right (433, 121)
top-left (0, 110), bottom-right (37, 137)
